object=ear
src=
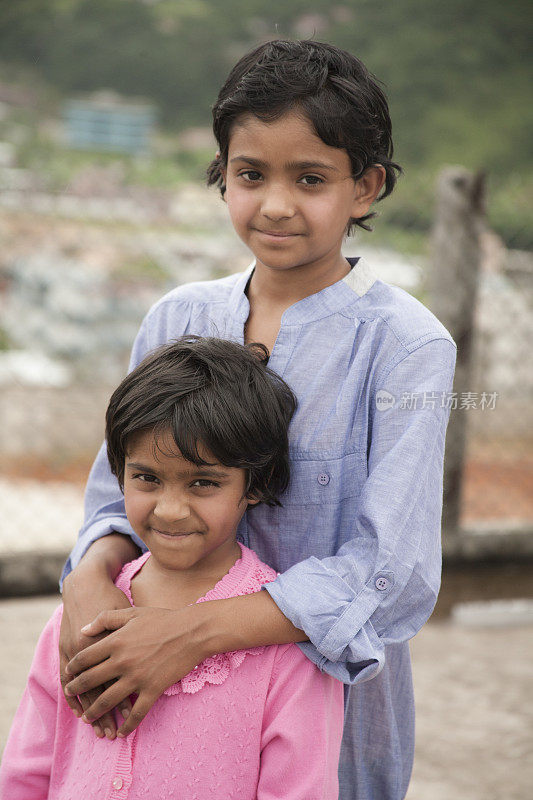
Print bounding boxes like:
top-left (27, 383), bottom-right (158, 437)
top-left (245, 491), bottom-right (262, 507)
top-left (351, 165), bottom-right (386, 219)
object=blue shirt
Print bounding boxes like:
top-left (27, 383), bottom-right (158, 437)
top-left (63, 257), bottom-right (456, 800)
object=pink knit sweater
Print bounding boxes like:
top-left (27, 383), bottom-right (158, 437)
top-left (0, 544), bottom-right (344, 799)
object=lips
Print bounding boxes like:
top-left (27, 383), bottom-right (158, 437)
top-left (151, 528), bottom-right (197, 539)
top-left (255, 229), bottom-right (300, 238)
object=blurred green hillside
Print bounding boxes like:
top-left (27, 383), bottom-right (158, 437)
top-left (1, 0), bottom-right (531, 247)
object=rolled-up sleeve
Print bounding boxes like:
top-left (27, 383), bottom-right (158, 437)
top-left (265, 337), bottom-right (456, 684)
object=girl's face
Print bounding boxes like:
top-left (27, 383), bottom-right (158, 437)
top-left (222, 110), bottom-right (384, 282)
top-left (123, 428), bottom-right (255, 576)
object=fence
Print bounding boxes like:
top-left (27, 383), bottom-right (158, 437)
top-left (428, 167), bottom-right (533, 559)
top-left (0, 169), bottom-right (532, 593)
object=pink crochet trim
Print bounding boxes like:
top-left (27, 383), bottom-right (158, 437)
top-left (116, 544), bottom-right (278, 696)
top-left (168, 646), bottom-right (265, 696)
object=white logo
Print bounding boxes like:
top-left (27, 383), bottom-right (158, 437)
top-left (375, 390), bottom-right (395, 411)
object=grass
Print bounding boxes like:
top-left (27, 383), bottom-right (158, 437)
top-left (11, 119), bottom-right (213, 193)
top-left (110, 256), bottom-right (170, 282)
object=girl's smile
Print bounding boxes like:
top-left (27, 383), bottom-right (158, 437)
top-left (151, 529), bottom-right (197, 540)
top-left (256, 230), bottom-right (301, 240)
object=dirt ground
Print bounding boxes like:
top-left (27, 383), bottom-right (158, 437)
top-left (0, 595), bottom-right (531, 799)
top-left (406, 620), bottom-right (532, 800)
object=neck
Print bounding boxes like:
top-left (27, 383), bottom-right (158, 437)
top-left (131, 542), bottom-right (242, 610)
top-left (249, 253), bottom-right (351, 310)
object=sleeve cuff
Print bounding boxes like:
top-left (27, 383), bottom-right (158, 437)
top-left (264, 556), bottom-right (391, 668)
top-left (292, 640), bottom-right (381, 685)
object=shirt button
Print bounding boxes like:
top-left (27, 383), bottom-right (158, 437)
top-left (317, 473), bottom-right (330, 486)
top-left (112, 777), bottom-right (123, 790)
top-left (375, 576), bottom-right (390, 591)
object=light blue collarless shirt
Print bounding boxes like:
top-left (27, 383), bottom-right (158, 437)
top-left (63, 257), bottom-right (456, 800)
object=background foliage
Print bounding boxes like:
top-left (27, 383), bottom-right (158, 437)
top-left (1, 0), bottom-right (531, 246)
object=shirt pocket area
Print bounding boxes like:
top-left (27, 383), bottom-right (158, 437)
top-left (281, 451), bottom-right (367, 507)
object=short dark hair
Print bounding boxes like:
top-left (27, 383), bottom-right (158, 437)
top-left (207, 39), bottom-right (401, 233)
top-left (105, 336), bottom-right (297, 506)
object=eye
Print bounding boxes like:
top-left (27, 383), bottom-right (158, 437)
top-left (299, 174), bottom-right (324, 186)
top-left (191, 479), bottom-right (220, 489)
top-left (239, 170), bottom-right (262, 182)
top-left (132, 473), bottom-right (159, 484)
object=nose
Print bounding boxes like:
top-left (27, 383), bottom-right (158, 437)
top-left (260, 182), bottom-right (295, 221)
top-left (153, 489), bottom-right (190, 524)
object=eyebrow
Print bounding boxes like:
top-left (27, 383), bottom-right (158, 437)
top-left (126, 461), bottom-right (231, 479)
top-left (229, 155), bottom-right (340, 172)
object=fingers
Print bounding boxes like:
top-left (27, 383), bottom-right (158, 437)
top-left (63, 606), bottom-right (182, 737)
top-left (117, 695), bottom-right (133, 723)
top-left (58, 580), bottom-right (136, 738)
top-left (74, 681), bottom-right (159, 739)
top-left (66, 634), bottom-right (118, 679)
top-left (65, 660), bottom-right (116, 698)
top-left (59, 622), bottom-right (104, 737)
top-left (60, 672), bottom-right (84, 717)
top-left (89, 682), bottom-right (119, 739)
top-left (77, 688), bottom-right (113, 739)
top-left (61, 664), bottom-right (120, 738)
top-left (60, 650), bottom-right (86, 719)
top-left (80, 608), bottom-right (136, 637)
top-left (61, 657), bottom-right (105, 737)
top-left (117, 694), bottom-right (156, 738)
top-left (91, 709), bottom-right (117, 740)
top-left (81, 685), bottom-right (122, 739)
top-left (63, 663), bottom-right (116, 739)
top-left (78, 679), bottom-right (134, 724)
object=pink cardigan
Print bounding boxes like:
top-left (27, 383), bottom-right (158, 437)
top-left (0, 544), bottom-right (344, 799)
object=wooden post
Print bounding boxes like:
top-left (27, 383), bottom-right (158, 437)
top-left (429, 167), bottom-right (485, 550)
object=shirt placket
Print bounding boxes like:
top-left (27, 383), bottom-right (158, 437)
top-left (264, 324), bottom-right (299, 378)
top-left (108, 730), bottom-right (137, 799)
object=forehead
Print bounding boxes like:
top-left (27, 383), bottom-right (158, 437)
top-left (228, 110), bottom-right (351, 170)
top-left (125, 428), bottom-right (215, 467)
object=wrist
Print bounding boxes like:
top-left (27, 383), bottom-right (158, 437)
top-left (79, 534), bottom-right (140, 582)
top-left (191, 591), bottom-right (307, 659)
top-left (187, 601), bottom-right (226, 661)
top-left (62, 554), bottom-right (108, 610)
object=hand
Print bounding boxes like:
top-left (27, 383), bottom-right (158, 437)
top-left (60, 572), bottom-right (133, 740)
top-left (64, 605), bottom-right (208, 737)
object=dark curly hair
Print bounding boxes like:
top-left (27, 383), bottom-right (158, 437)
top-left (105, 336), bottom-right (297, 507)
top-left (207, 39), bottom-right (401, 233)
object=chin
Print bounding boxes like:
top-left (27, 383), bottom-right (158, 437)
top-left (160, 554), bottom-right (200, 571)
top-left (255, 253), bottom-right (307, 271)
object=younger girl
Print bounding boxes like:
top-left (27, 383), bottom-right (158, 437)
top-left (0, 337), bottom-right (344, 799)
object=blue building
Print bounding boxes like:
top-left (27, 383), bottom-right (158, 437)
top-left (63, 91), bottom-right (156, 155)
